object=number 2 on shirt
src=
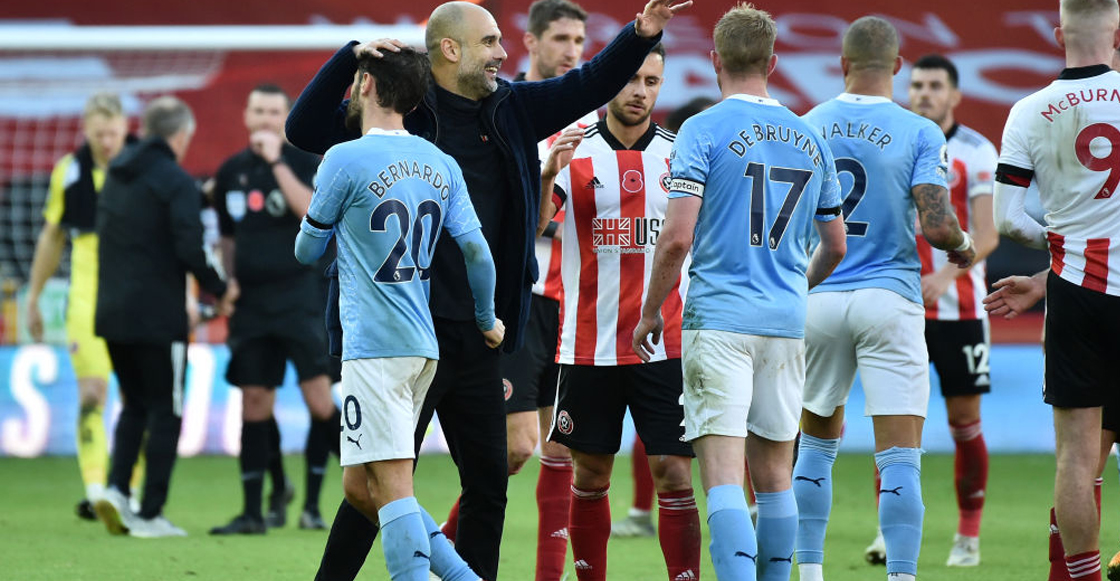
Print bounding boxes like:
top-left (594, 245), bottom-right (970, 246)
top-left (369, 198), bottom-right (442, 283)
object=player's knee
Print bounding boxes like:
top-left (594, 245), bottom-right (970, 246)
top-left (572, 456), bottom-right (612, 490)
top-left (507, 434), bottom-right (538, 475)
top-left (650, 455), bottom-right (693, 493)
top-left (77, 378), bottom-right (108, 409)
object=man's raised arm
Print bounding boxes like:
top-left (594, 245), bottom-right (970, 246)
top-left (286, 42), bottom-right (363, 155)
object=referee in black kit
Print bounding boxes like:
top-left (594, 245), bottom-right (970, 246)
top-left (93, 95), bottom-right (237, 538)
top-left (208, 84), bottom-right (341, 535)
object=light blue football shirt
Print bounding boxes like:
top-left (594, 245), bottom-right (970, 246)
top-left (802, 93), bottom-right (948, 304)
top-left (669, 94), bottom-right (842, 339)
top-left (302, 129), bottom-right (482, 361)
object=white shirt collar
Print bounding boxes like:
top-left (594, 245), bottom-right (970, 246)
top-left (726, 93), bottom-right (782, 107)
top-left (365, 127), bottom-right (410, 136)
top-left (836, 92), bottom-right (893, 105)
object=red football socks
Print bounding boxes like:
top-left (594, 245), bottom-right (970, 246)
top-left (570, 485), bottom-right (611, 581)
top-left (536, 456), bottom-right (573, 581)
top-left (440, 496), bottom-right (460, 542)
top-left (950, 420), bottom-right (988, 537)
top-left (657, 490), bottom-right (701, 581)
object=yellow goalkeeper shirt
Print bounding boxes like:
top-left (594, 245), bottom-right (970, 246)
top-left (43, 153), bottom-right (104, 336)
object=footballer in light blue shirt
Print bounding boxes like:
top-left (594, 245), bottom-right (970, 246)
top-left (790, 17), bottom-right (974, 581)
top-left (293, 47), bottom-right (496, 581)
top-left (633, 7), bottom-right (848, 581)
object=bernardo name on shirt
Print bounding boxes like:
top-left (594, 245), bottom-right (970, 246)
top-left (366, 159), bottom-right (453, 200)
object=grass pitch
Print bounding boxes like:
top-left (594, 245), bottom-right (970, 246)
top-left (0, 453), bottom-right (1108, 580)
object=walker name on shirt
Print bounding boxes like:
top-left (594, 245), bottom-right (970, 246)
top-left (728, 123), bottom-right (824, 168)
top-left (820, 122), bottom-right (894, 150)
top-left (366, 159), bottom-right (452, 200)
top-left (1040, 88), bottom-right (1120, 123)
top-left (591, 217), bottom-right (662, 253)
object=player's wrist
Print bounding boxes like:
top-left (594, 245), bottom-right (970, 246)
top-left (954, 231), bottom-right (973, 253)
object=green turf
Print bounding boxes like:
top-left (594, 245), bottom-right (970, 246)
top-left (0, 453), bottom-right (1111, 580)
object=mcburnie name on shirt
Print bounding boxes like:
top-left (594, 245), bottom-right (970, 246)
top-left (366, 160), bottom-right (452, 200)
top-left (727, 123), bottom-right (825, 167)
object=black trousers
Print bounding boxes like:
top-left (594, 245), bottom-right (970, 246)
top-left (105, 341), bottom-right (187, 519)
top-left (412, 317), bottom-right (509, 580)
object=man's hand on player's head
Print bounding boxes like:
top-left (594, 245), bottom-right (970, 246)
top-left (631, 313), bottom-right (664, 363)
top-left (250, 130), bottom-right (283, 164)
top-left (634, 0), bottom-right (693, 38)
top-left (542, 128), bottom-right (583, 180)
top-left (482, 318), bottom-right (505, 349)
top-left (353, 39), bottom-right (406, 59)
top-left (983, 274), bottom-right (1046, 320)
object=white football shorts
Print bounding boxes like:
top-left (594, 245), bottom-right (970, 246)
top-left (803, 288), bottom-right (930, 418)
top-left (680, 329), bottom-right (804, 442)
top-left (339, 357), bottom-right (437, 466)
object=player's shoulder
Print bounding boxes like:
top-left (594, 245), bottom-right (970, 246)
top-left (652, 122), bottom-right (676, 143)
top-left (952, 124), bottom-right (996, 151)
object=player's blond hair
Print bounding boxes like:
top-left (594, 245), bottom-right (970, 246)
top-left (83, 92), bottom-right (123, 120)
top-left (842, 16), bottom-right (899, 72)
top-left (1061, 0), bottom-right (1119, 49)
top-left (713, 3), bottom-right (776, 77)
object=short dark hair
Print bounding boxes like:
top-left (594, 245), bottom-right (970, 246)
top-left (665, 96), bottom-right (717, 133)
top-left (356, 48), bottom-right (431, 115)
top-left (912, 54), bottom-right (960, 88)
top-left (250, 83), bottom-right (291, 106)
top-left (527, 0), bottom-right (588, 37)
top-left (649, 43), bottom-right (666, 61)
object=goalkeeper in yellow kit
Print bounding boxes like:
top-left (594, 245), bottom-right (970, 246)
top-left (25, 93), bottom-right (142, 519)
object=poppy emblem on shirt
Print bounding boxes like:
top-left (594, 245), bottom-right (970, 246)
top-left (622, 170), bottom-right (644, 194)
top-left (247, 189), bottom-right (265, 212)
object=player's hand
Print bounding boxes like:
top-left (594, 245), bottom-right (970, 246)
top-left (218, 279), bottom-right (240, 318)
top-left (631, 313), bottom-right (664, 363)
top-left (634, 0), bottom-right (693, 38)
top-left (25, 297), bottom-right (43, 342)
top-left (920, 271), bottom-right (952, 309)
top-left (250, 130), bottom-right (284, 164)
top-left (482, 318), bottom-right (505, 349)
top-left (946, 244), bottom-right (975, 270)
top-left (983, 275), bottom-right (1045, 320)
top-left (352, 38), bottom-right (405, 59)
top-left (542, 128), bottom-right (583, 180)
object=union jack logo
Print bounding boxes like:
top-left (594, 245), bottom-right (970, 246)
top-left (592, 218), bottom-right (631, 246)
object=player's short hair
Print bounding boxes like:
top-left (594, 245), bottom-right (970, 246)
top-left (665, 96), bottom-right (717, 133)
top-left (912, 54), bottom-right (959, 88)
top-left (357, 48), bottom-right (432, 115)
top-left (249, 83), bottom-right (291, 107)
top-left (142, 96), bottom-right (195, 139)
top-left (842, 16), bottom-right (899, 72)
top-left (83, 92), bottom-right (123, 120)
top-left (713, 3), bottom-right (776, 77)
top-left (1062, 0), bottom-right (1120, 20)
top-left (527, 0), bottom-right (588, 37)
top-left (649, 43), bottom-right (666, 61)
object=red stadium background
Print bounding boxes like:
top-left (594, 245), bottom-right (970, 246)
top-left (6, 0), bottom-right (1063, 177)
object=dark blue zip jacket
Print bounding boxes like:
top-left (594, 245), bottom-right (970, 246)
top-left (287, 23), bottom-right (660, 352)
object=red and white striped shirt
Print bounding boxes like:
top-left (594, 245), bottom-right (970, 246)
top-left (995, 66), bottom-right (1120, 297)
top-left (533, 111), bottom-right (599, 301)
top-left (553, 121), bottom-right (687, 366)
top-left (916, 124), bottom-right (998, 320)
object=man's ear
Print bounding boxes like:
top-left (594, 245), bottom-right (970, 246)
top-left (441, 38), bottom-right (461, 63)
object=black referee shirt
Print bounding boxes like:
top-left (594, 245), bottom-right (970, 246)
top-left (212, 143), bottom-right (324, 317)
